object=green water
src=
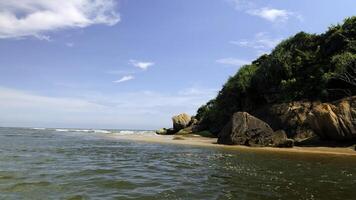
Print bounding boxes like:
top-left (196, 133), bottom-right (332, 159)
top-left (0, 127), bottom-right (355, 200)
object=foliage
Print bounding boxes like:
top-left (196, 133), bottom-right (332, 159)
top-left (196, 16), bottom-right (356, 134)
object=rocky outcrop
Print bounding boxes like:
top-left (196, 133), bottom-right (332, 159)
top-left (307, 96), bottom-right (356, 141)
top-left (252, 101), bottom-right (319, 141)
top-left (218, 112), bottom-right (293, 147)
top-left (176, 117), bottom-right (201, 135)
top-left (156, 113), bottom-right (198, 135)
top-left (172, 113), bottom-right (192, 131)
top-left (251, 96), bottom-right (356, 143)
top-left (155, 128), bottom-right (177, 135)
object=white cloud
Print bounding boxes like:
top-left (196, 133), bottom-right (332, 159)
top-left (230, 32), bottom-right (282, 55)
top-left (247, 7), bottom-right (291, 22)
top-left (0, 86), bottom-right (216, 129)
top-left (227, 1), bottom-right (302, 23)
top-left (108, 59), bottom-right (154, 84)
top-left (216, 58), bottom-right (250, 67)
top-left (129, 60), bottom-right (155, 70)
top-left (0, 0), bottom-right (120, 39)
top-left (113, 75), bottom-right (134, 83)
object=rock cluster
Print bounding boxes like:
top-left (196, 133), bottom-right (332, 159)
top-left (156, 113), bottom-right (198, 135)
top-left (158, 96), bottom-right (355, 148)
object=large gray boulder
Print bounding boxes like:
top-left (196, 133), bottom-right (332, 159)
top-left (172, 113), bottom-right (192, 131)
top-left (218, 112), bottom-right (292, 147)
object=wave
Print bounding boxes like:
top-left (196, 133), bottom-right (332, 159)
top-left (52, 128), bottom-right (155, 136)
top-left (73, 129), bottom-right (92, 132)
top-left (32, 128), bottom-right (46, 130)
top-left (93, 130), bottom-right (111, 134)
top-left (54, 129), bottom-right (110, 133)
top-left (55, 129), bottom-right (69, 132)
top-left (113, 130), bottom-right (157, 136)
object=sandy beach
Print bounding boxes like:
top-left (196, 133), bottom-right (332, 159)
top-left (110, 134), bottom-right (356, 157)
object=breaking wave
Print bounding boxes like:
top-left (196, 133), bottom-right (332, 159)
top-left (52, 128), bottom-right (156, 136)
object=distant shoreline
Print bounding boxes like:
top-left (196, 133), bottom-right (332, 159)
top-left (108, 134), bottom-right (356, 157)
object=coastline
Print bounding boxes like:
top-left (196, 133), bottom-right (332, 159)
top-left (108, 134), bottom-right (356, 157)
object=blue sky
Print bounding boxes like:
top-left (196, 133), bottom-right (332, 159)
top-left (0, 0), bottom-right (355, 129)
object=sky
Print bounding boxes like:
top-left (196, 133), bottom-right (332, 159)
top-left (0, 0), bottom-right (355, 129)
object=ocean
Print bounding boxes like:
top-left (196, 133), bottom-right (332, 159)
top-left (0, 127), bottom-right (355, 200)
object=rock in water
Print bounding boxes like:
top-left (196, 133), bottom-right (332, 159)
top-left (155, 128), bottom-right (177, 135)
top-left (307, 96), bottom-right (356, 141)
top-left (155, 128), bottom-right (167, 135)
top-left (172, 113), bottom-right (191, 131)
top-left (218, 112), bottom-right (276, 146)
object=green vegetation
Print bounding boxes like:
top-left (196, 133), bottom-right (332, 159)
top-left (196, 17), bottom-right (356, 134)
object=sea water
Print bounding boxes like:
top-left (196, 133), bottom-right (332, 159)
top-left (0, 127), bottom-right (355, 200)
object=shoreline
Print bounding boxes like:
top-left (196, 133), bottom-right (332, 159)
top-left (108, 134), bottom-right (356, 157)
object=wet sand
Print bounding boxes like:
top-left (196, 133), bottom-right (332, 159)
top-left (109, 134), bottom-right (356, 157)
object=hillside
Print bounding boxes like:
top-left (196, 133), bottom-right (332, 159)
top-left (196, 17), bottom-right (356, 135)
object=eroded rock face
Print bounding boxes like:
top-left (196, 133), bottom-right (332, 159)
top-left (252, 101), bottom-right (319, 140)
top-left (172, 113), bottom-right (192, 131)
top-left (307, 97), bottom-right (356, 141)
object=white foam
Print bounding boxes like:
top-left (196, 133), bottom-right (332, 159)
top-left (113, 130), bottom-right (157, 136)
top-left (55, 129), bottom-right (69, 132)
top-left (32, 127), bottom-right (46, 130)
top-left (74, 129), bottom-right (91, 132)
top-left (93, 130), bottom-right (111, 134)
top-left (118, 130), bottom-right (135, 135)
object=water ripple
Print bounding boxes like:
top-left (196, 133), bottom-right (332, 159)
top-left (0, 127), bottom-right (356, 200)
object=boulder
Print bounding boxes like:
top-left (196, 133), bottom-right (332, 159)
top-left (218, 112), bottom-right (293, 147)
top-left (218, 112), bottom-right (291, 147)
top-left (155, 128), bottom-right (176, 135)
top-left (155, 128), bottom-right (167, 135)
top-left (307, 96), bottom-right (356, 141)
top-left (172, 113), bottom-right (191, 131)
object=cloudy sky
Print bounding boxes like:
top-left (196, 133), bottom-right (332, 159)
top-left (0, 0), bottom-right (355, 129)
